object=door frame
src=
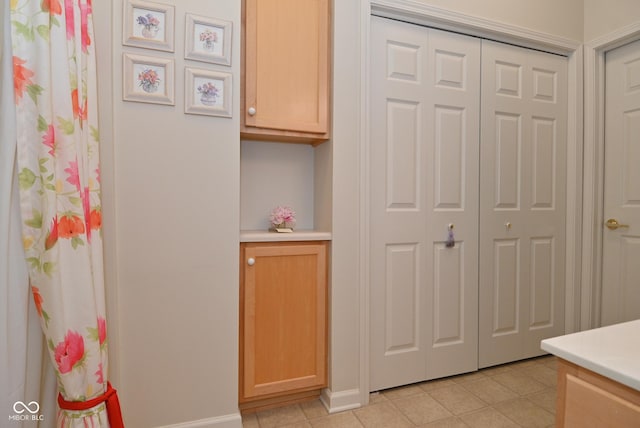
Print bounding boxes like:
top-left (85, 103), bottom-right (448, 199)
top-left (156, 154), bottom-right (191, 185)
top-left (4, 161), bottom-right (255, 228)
top-left (355, 0), bottom-right (583, 409)
top-left (581, 23), bottom-right (640, 330)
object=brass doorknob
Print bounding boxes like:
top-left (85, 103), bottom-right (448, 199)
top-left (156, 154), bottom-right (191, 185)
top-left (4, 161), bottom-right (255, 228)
top-left (605, 218), bottom-right (630, 230)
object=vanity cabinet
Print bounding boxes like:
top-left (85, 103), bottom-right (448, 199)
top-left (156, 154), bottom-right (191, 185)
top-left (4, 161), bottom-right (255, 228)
top-left (241, 0), bottom-right (331, 144)
top-left (556, 359), bottom-right (640, 427)
top-left (541, 320), bottom-right (640, 428)
top-left (239, 241), bottom-right (328, 411)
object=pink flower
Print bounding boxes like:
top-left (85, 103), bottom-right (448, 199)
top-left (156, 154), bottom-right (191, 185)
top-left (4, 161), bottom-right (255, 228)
top-left (97, 316), bottom-right (106, 346)
top-left (54, 330), bottom-right (85, 374)
top-left (42, 124), bottom-right (56, 156)
top-left (64, 159), bottom-right (81, 191)
top-left (269, 206), bottom-right (297, 228)
top-left (95, 362), bottom-right (103, 384)
top-left (80, 2), bottom-right (91, 52)
top-left (64, 0), bottom-right (74, 40)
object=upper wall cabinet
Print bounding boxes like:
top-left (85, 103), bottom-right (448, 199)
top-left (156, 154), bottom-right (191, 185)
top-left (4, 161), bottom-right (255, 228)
top-left (241, 0), bottom-right (331, 144)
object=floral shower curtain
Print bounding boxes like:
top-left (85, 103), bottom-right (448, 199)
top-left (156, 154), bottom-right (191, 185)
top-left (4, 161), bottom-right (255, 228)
top-left (10, 0), bottom-right (123, 426)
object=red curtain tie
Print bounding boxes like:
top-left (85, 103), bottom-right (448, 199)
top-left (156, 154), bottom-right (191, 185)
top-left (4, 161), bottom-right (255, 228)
top-left (58, 382), bottom-right (124, 428)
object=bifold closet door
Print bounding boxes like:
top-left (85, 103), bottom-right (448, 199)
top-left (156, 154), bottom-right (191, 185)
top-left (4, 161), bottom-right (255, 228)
top-left (369, 16), bottom-right (480, 391)
top-left (478, 40), bottom-right (567, 368)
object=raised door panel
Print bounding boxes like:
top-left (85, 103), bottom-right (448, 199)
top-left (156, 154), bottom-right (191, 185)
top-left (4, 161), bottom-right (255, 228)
top-left (240, 242), bottom-right (327, 400)
top-left (242, 0), bottom-right (330, 141)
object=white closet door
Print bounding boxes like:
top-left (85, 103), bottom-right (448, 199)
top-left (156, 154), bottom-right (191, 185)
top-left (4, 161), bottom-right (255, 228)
top-left (601, 39), bottom-right (640, 326)
top-left (370, 16), bottom-right (429, 391)
top-left (424, 27), bottom-right (480, 381)
top-left (478, 40), bottom-right (567, 368)
top-left (369, 16), bottom-right (480, 391)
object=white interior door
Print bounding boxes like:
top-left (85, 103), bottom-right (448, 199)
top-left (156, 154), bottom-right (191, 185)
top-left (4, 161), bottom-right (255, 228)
top-left (478, 40), bottom-right (567, 368)
top-left (369, 16), bottom-right (480, 391)
top-left (601, 39), bottom-right (640, 326)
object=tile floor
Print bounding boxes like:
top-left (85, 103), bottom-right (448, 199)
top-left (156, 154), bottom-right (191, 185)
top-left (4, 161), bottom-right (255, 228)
top-left (241, 355), bottom-right (558, 428)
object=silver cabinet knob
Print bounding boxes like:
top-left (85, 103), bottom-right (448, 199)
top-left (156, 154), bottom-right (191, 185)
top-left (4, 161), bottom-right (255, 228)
top-left (247, 257), bottom-right (255, 266)
top-left (248, 107), bottom-right (257, 116)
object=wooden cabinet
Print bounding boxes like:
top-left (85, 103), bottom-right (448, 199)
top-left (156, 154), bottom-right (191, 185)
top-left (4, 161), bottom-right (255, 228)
top-left (239, 241), bottom-right (328, 411)
top-left (556, 359), bottom-right (640, 427)
top-left (241, 0), bottom-right (331, 144)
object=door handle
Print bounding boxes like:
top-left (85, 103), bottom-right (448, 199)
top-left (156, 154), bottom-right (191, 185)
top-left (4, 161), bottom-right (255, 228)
top-left (605, 218), bottom-right (630, 230)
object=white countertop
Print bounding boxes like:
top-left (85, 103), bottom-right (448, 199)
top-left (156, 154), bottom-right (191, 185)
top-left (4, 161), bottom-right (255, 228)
top-left (541, 319), bottom-right (640, 391)
top-left (240, 229), bottom-right (332, 242)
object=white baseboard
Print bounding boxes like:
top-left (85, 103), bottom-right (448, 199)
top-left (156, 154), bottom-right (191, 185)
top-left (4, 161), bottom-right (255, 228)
top-left (155, 412), bottom-right (242, 428)
top-left (319, 388), bottom-right (363, 414)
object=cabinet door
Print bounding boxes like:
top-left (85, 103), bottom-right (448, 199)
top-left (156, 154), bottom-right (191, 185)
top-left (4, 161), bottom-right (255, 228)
top-left (242, 0), bottom-right (330, 140)
top-left (557, 359), bottom-right (640, 428)
top-left (240, 242), bottom-right (327, 401)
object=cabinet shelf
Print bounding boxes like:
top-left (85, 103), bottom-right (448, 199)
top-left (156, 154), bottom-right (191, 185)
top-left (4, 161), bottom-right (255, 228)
top-left (240, 230), bottom-right (331, 243)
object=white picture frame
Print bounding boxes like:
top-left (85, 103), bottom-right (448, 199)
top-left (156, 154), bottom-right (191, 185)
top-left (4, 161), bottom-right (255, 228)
top-left (184, 67), bottom-right (232, 117)
top-left (184, 14), bottom-right (232, 66)
top-left (123, 0), bottom-right (175, 52)
top-left (123, 53), bottom-right (175, 105)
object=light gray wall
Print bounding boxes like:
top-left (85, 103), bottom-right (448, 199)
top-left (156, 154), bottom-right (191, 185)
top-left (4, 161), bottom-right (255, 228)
top-left (240, 140), bottom-right (315, 230)
top-left (410, 0), bottom-right (584, 40)
top-left (584, 0), bottom-right (640, 41)
top-left (96, 1), bottom-right (240, 426)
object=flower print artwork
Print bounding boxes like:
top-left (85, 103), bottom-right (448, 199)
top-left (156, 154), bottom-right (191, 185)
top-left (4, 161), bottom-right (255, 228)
top-left (199, 28), bottom-right (218, 52)
top-left (136, 11), bottom-right (161, 39)
top-left (124, 54), bottom-right (174, 105)
top-left (197, 81), bottom-right (219, 106)
top-left (185, 15), bottom-right (231, 65)
top-left (138, 67), bottom-right (160, 93)
top-left (124, 2), bottom-right (174, 52)
top-left (185, 68), bottom-right (230, 116)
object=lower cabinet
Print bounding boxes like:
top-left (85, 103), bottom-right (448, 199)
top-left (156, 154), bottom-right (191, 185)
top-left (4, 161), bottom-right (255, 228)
top-left (239, 241), bottom-right (328, 411)
top-left (556, 359), bottom-right (640, 427)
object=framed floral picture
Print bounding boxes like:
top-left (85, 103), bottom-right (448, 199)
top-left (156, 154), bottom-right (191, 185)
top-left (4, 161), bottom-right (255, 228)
top-left (184, 67), bottom-right (232, 117)
top-left (123, 0), bottom-right (175, 52)
top-left (123, 53), bottom-right (175, 105)
top-left (184, 14), bottom-right (232, 66)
